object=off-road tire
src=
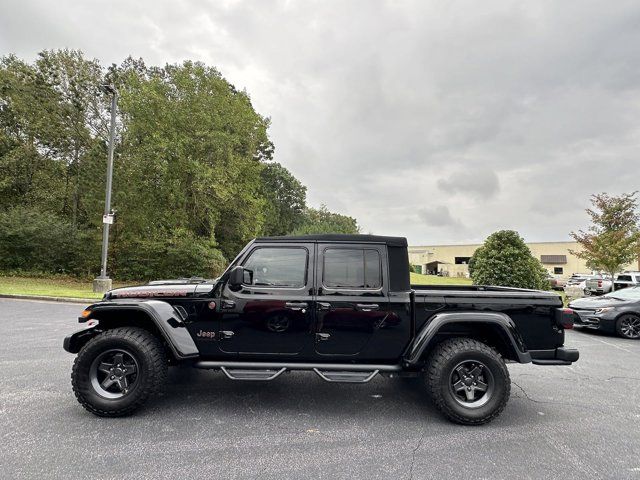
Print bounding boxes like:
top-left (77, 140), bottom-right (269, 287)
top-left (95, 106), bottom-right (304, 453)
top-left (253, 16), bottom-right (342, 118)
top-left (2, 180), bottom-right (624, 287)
top-left (425, 338), bottom-right (510, 425)
top-left (71, 327), bottom-right (168, 417)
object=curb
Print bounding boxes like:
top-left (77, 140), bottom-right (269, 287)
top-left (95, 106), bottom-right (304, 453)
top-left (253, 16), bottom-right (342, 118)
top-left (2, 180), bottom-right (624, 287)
top-left (0, 293), bottom-right (97, 304)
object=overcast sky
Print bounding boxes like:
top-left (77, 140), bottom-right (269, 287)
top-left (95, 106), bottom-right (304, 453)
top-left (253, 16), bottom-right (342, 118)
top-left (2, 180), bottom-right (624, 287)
top-left (2, 0), bottom-right (640, 245)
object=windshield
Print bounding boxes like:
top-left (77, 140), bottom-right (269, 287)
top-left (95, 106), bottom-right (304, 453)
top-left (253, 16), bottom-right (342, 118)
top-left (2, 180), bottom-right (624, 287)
top-left (604, 287), bottom-right (640, 300)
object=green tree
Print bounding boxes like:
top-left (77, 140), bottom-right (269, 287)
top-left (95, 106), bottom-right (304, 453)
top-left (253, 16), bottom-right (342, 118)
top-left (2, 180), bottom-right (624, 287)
top-left (570, 192), bottom-right (640, 288)
top-left (0, 51), bottom-right (108, 223)
top-left (260, 162), bottom-right (306, 235)
top-left (292, 205), bottom-right (360, 235)
top-left (0, 54), bottom-right (68, 211)
top-left (469, 230), bottom-right (548, 290)
top-left (0, 51), bottom-right (363, 279)
top-left (114, 59), bottom-right (271, 261)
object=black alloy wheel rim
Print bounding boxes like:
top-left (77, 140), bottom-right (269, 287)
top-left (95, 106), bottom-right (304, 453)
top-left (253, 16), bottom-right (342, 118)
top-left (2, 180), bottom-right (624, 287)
top-left (620, 316), bottom-right (640, 339)
top-left (89, 349), bottom-right (140, 399)
top-left (449, 360), bottom-right (494, 408)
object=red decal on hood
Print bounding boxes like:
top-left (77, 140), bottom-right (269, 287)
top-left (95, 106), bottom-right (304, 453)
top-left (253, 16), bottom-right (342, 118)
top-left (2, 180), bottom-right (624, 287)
top-left (113, 290), bottom-right (190, 298)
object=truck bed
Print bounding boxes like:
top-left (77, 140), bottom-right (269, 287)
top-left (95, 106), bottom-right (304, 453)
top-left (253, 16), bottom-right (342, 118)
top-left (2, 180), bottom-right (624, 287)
top-left (412, 284), bottom-right (562, 301)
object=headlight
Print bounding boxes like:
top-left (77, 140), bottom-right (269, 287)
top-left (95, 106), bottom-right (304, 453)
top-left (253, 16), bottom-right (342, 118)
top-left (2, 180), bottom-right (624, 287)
top-left (594, 307), bottom-right (614, 314)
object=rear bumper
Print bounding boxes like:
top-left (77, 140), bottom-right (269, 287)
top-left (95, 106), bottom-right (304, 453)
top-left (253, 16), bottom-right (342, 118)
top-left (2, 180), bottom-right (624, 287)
top-left (530, 347), bottom-right (579, 366)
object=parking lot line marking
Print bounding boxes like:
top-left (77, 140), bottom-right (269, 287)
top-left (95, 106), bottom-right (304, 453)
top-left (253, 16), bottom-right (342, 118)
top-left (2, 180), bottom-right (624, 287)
top-left (587, 336), bottom-right (638, 355)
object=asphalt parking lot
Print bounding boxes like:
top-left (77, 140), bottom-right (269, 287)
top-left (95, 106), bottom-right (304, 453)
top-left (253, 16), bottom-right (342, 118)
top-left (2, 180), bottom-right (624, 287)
top-left (1, 298), bottom-right (639, 480)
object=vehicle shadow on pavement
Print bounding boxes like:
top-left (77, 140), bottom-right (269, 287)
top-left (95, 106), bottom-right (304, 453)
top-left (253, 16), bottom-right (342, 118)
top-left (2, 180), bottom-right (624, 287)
top-left (139, 366), bottom-right (540, 426)
top-left (155, 367), bottom-right (440, 420)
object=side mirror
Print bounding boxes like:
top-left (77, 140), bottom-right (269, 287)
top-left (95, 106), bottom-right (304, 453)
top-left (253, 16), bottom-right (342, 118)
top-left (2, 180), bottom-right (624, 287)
top-left (228, 266), bottom-right (244, 290)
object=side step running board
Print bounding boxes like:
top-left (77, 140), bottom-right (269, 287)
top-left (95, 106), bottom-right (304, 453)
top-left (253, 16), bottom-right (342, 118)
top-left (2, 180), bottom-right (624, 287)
top-left (313, 369), bottom-right (379, 383)
top-left (194, 360), bottom-right (400, 383)
top-left (220, 367), bottom-right (286, 381)
top-left (194, 361), bottom-right (401, 372)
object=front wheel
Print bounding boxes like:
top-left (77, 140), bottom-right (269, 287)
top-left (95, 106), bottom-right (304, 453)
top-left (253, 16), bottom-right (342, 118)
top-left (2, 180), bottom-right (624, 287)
top-left (71, 327), bottom-right (168, 417)
top-left (425, 338), bottom-right (510, 425)
top-left (616, 314), bottom-right (640, 339)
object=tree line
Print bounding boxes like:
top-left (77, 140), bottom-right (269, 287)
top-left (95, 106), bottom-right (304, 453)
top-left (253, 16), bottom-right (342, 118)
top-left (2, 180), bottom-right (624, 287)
top-left (0, 50), bottom-right (359, 280)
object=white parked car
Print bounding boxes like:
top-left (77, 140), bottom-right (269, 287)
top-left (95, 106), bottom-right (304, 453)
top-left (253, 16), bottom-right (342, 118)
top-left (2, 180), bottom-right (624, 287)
top-left (564, 280), bottom-right (588, 299)
top-left (614, 272), bottom-right (640, 290)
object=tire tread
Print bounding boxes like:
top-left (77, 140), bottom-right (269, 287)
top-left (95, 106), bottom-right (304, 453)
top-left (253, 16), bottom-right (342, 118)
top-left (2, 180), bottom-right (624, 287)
top-left (425, 337), bottom-right (510, 425)
top-left (71, 327), bottom-right (167, 417)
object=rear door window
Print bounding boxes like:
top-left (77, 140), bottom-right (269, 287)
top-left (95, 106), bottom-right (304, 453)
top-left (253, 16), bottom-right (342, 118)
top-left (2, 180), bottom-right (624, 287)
top-left (323, 248), bottom-right (381, 289)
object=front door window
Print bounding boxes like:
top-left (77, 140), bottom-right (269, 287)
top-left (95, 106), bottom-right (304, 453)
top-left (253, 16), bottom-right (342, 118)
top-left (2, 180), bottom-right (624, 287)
top-left (242, 247), bottom-right (308, 288)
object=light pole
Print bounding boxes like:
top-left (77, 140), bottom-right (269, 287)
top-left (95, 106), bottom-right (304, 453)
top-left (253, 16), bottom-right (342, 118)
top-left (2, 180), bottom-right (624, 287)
top-left (93, 85), bottom-right (118, 293)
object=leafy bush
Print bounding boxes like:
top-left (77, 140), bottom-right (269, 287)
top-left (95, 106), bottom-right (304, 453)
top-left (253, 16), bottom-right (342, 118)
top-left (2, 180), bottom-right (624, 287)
top-left (110, 229), bottom-right (227, 281)
top-left (469, 230), bottom-right (549, 290)
top-left (0, 207), bottom-right (98, 276)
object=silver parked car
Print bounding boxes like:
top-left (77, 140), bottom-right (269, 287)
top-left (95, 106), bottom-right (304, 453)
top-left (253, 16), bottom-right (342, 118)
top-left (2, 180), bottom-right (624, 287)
top-left (585, 275), bottom-right (613, 296)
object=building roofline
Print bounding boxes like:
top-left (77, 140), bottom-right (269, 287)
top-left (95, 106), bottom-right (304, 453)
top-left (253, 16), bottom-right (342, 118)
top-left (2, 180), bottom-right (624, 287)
top-left (409, 240), bottom-right (578, 249)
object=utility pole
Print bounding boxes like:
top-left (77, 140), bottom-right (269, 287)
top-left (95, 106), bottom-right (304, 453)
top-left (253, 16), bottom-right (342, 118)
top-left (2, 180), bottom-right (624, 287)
top-left (93, 85), bottom-right (118, 293)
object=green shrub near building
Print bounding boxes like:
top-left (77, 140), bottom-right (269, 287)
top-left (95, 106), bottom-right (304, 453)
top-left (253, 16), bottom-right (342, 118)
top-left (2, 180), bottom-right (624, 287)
top-left (469, 230), bottom-right (549, 290)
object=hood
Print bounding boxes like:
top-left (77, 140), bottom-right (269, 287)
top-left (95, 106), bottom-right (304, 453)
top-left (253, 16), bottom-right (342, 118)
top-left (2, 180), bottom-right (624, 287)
top-left (104, 283), bottom-right (207, 300)
top-left (568, 296), bottom-right (633, 309)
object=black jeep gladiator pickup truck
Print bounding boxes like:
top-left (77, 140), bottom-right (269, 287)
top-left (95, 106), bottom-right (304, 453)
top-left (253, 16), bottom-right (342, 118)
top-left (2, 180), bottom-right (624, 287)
top-left (64, 234), bottom-right (578, 424)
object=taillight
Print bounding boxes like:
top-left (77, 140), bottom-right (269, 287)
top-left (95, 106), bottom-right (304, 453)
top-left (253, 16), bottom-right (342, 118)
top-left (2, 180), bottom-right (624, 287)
top-left (598, 280), bottom-right (602, 287)
top-left (556, 308), bottom-right (575, 329)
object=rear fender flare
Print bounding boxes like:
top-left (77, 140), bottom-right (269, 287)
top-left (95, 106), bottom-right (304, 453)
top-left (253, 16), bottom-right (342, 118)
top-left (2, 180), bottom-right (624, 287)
top-left (65, 300), bottom-right (199, 359)
top-left (403, 311), bottom-right (531, 365)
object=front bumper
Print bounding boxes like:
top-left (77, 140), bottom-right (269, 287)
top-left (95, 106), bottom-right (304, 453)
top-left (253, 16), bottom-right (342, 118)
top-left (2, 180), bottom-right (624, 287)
top-left (571, 309), bottom-right (617, 333)
top-left (530, 347), bottom-right (580, 366)
top-left (63, 325), bottom-right (100, 354)
top-left (573, 314), bottom-right (601, 329)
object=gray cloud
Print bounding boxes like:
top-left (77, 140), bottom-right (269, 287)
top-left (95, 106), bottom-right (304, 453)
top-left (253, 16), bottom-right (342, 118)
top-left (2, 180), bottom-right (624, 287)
top-left (437, 169), bottom-right (500, 200)
top-left (2, 0), bottom-right (640, 244)
top-left (418, 205), bottom-right (465, 232)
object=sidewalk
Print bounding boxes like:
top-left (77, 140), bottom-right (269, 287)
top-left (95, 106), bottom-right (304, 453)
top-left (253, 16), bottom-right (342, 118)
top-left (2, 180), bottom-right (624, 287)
top-left (0, 293), bottom-right (95, 304)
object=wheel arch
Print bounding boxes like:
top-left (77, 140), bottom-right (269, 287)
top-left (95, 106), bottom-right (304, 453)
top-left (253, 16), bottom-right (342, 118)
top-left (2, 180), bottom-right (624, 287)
top-left (64, 301), bottom-right (200, 360)
top-left (404, 312), bottom-right (532, 365)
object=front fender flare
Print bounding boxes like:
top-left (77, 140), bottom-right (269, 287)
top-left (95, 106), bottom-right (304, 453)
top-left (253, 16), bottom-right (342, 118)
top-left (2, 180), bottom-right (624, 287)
top-left (64, 300), bottom-right (199, 359)
top-left (403, 311), bottom-right (531, 365)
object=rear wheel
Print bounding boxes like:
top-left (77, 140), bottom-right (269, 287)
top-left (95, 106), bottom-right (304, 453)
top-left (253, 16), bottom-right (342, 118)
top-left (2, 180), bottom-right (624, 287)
top-left (425, 338), bottom-right (510, 425)
top-left (616, 314), bottom-right (640, 339)
top-left (71, 327), bottom-right (167, 417)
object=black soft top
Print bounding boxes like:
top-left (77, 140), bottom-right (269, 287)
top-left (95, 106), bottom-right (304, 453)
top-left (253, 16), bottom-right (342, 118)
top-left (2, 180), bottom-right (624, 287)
top-left (255, 234), bottom-right (408, 247)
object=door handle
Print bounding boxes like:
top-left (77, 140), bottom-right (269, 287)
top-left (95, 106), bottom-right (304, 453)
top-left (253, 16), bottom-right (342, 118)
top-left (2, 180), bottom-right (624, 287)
top-left (221, 300), bottom-right (236, 309)
top-left (285, 302), bottom-right (308, 311)
top-left (317, 302), bottom-right (331, 311)
top-left (355, 303), bottom-right (379, 312)
top-left (220, 330), bottom-right (235, 339)
top-left (316, 333), bottom-right (331, 341)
